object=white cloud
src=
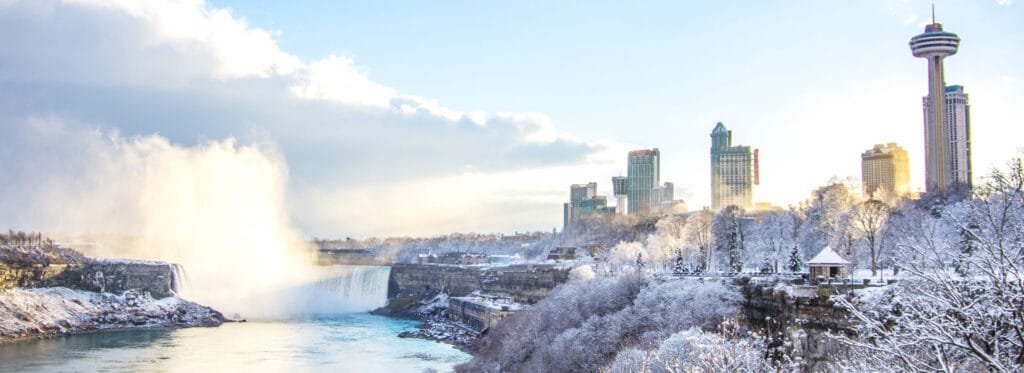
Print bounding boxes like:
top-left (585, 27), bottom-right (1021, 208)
top-left (391, 95), bottom-right (472, 123)
top-left (996, 0), bottom-right (1012, 6)
top-left (0, 0), bottom-right (615, 236)
top-left (67, 0), bottom-right (301, 79)
top-left (289, 56), bottom-right (396, 108)
top-left (494, 112), bottom-right (559, 143)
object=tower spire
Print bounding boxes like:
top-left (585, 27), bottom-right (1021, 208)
top-left (931, 3), bottom-right (936, 25)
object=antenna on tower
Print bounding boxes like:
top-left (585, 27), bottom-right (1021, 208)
top-left (931, 3), bottom-right (936, 24)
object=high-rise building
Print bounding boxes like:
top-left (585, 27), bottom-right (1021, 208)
top-left (627, 149), bottom-right (660, 215)
top-left (562, 203), bottom-right (571, 231)
top-left (710, 122), bottom-right (755, 211)
top-left (570, 182), bottom-right (597, 205)
top-left (612, 176), bottom-right (628, 215)
top-left (910, 12), bottom-right (963, 194)
top-left (922, 85), bottom-right (972, 192)
top-left (651, 182), bottom-right (674, 208)
top-left (579, 196), bottom-right (607, 213)
top-left (861, 143), bottom-right (911, 198)
top-left (569, 182), bottom-right (597, 222)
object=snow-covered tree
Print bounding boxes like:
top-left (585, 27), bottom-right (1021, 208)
top-left (644, 214), bottom-right (687, 272)
top-left (798, 183), bottom-right (858, 263)
top-left (683, 210), bottom-right (714, 273)
top-left (672, 248), bottom-right (688, 276)
top-left (607, 328), bottom-right (767, 372)
top-left (749, 210), bottom-right (799, 274)
top-left (459, 277), bottom-right (745, 372)
top-left (834, 157), bottom-right (1024, 372)
top-left (713, 206), bottom-right (747, 273)
top-left (786, 244), bottom-right (803, 273)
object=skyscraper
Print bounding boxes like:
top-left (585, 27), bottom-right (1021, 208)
top-left (569, 182), bottom-right (597, 222)
top-left (562, 203), bottom-right (571, 231)
top-left (861, 143), bottom-right (911, 198)
top-left (627, 149), bottom-right (660, 215)
top-left (922, 85), bottom-right (972, 191)
top-left (910, 11), bottom-right (962, 194)
top-left (710, 122), bottom-right (755, 211)
top-left (612, 176), bottom-right (628, 215)
top-left (651, 182), bottom-right (674, 209)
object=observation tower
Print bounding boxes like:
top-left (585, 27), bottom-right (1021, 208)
top-left (909, 7), bottom-right (960, 194)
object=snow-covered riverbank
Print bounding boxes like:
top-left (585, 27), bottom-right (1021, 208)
top-left (0, 287), bottom-right (224, 343)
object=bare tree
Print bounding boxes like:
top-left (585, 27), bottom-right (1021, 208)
top-left (850, 199), bottom-right (890, 276)
top-left (752, 211), bottom-right (799, 273)
top-left (684, 210), bottom-right (714, 273)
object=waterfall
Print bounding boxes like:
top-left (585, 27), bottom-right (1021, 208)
top-left (300, 265), bottom-right (392, 314)
top-left (169, 263), bottom-right (191, 297)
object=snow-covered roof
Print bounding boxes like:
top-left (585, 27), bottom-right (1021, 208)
top-left (806, 246), bottom-right (850, 265)
top-left (450, 295), bottom-right (526, 311)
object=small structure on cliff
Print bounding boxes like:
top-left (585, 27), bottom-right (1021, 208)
top-left (447, 294), bottom-right (525, 331)
top-left (807, 246), bottom-right (850, 284)
top-left (546, 246), bottom-right (576, 261)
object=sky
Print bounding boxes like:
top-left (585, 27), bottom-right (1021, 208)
top-left (0, 0), bottom-right (1021, 238)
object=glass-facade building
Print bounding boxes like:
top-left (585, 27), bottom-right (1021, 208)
top-left (627, 149), bottom-right (660, 215)
top-left (710, 122), bottom-right (755, 211)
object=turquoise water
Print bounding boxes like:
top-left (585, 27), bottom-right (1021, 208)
top-left (0, 314), bottom-right (471, 372)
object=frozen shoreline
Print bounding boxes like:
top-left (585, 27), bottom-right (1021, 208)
top-left (0, 287), bottom-right (224, 344)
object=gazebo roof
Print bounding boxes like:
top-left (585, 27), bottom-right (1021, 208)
top-left (806, 246), bottom-right (850, 266)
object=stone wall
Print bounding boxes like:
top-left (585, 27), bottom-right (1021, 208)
top-left (481, 265), bottom-right (570, 303)
top-left (60, 260), bottom-right (177, 298)
top-left (739, 279), bottom-right (857, 372)
top-left (387, 263), bottom-right (570, 304)
top-left (1, 246), bottom-right (177, 298)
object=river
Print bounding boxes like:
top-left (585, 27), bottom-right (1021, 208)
top-left (0, 265), bottom-right (472, 372)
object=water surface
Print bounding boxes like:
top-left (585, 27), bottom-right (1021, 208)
top-left (0, 314), bottom-right (470, 372)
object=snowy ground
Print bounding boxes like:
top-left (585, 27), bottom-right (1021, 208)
top-left (380, 291), bottom-right (480, 352)
top-left (0, 287), bottom-right (224, 342)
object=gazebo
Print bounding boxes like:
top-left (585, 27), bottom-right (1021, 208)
top-left (807, 246), bottom-right (850, 284)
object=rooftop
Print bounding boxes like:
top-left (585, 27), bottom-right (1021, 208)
top-left (807, 246), bottom-right (850, 265)
top-left (711, 122), bottom-right (728, 134)
top-left (628, 149), bottom-right (659, 156)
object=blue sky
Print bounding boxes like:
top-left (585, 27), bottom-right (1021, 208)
top-left (0, 0), bottom-right (1021, 237)
top-left (212, 0), bottom-right (1023, 193)
top-left (214, 1), bottom-right (1020, 137)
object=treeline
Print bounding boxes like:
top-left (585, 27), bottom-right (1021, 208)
top-left (469, 155), bottom-right (1024, 372)
top-left (0, 230), bottom-right (55, 247)
top-left (313, 231), bottom-right (557, 262)
top-left (577, 177), bottom-right (950, 278)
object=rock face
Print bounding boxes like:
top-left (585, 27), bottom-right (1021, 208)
top-left (739, 279), bottom-right (857, 372)
top-left (55, 260), bottom-right (177, 299)
top-left (386, 263), bottom-right (570, 304)
top-left (0, 245), bottom-right (224, 343)
top-left (1, 246), bottom-right (177, 298)
top-left (388, 264), bottom-right (482, 299)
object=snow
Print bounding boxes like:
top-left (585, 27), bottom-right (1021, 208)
top-left (89, 258), bottom-right (171, 266)
top-left (850, 285), bottom-right (892, 306)
top-left (850, 268), bottom-right (901, 282)
top-left (450, 293), bottom-right (527, 311)
top-left (806, 246), bottom-right (850, 265)
top-left (0, 287), bottom-right (223, 342)
top-left (0, 244), bottom-right (86, 265)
